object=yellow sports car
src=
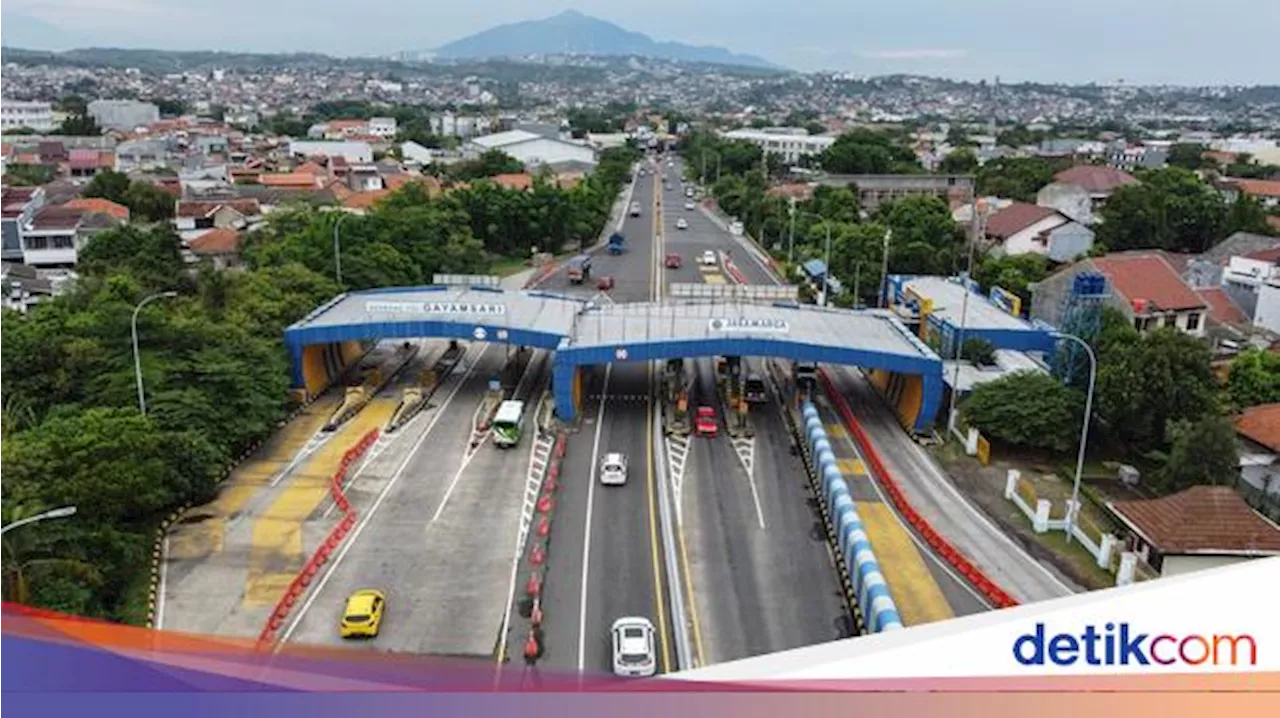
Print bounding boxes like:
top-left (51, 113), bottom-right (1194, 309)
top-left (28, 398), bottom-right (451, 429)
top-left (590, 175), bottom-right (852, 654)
top-left (340, 589), bottom-right (386, 638)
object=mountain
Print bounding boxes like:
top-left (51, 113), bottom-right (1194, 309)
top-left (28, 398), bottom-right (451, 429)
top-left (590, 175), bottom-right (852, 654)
top-left (434, 10), bottom-right (783, 71)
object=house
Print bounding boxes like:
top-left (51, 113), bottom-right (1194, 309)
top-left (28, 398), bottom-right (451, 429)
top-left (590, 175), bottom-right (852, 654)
top-left (347, 164), bottom-right (383, 192)
top-left (1227, 178), bottom-right (1280, 209)
top-left (63, 198), bottom-right (130, 222)
top-left (257, 172), bottom-right (323, 189)
top-left (1194, 286), bottom-right (1249, 330)
top-left (490, 173), bottom-right (533, 191)
top-left (1031, 251), bottom-right (1208, 336)
top-left (342, 190), bottom-right (391, 212)
top-left (1035, 165), bottom-right (1138, 225)
top-left (766, 183), bottom-right (817, 203)
top-left (1, 261), bottom-right (56, 313)
top-left (1235, 404), bottom-right (1280, 499)
top-left (65, 149), bottom-right (114, 177)
top-left (2, 186), bottom-right (46, 262)
top-left (185, 227), bottom-right (243, 271)
top-left (15, 204), bottom-right (127, 271)
top-left (173, 199), bottom-right (261, 233)
top-left (463, 130), bottom-right (596, 170)
top-left (286, 141), bottom-right (372, 164)
top-left (400, 140), bottom-right (447, 166)
top-left (114, 139), bottom-right (169, 172)
top-left (1107, 485), bottom-right (1280, 577)
top-left (814, 174), bottom-right (975, 212)
top-left (1220, 245), bottom-right (1280, 331)
top-left (982, 202), bottom-right (1095, 262)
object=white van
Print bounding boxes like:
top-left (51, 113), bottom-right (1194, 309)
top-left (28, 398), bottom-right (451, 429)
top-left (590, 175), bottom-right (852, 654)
top-left (491, 400), bottom-right (525, 448)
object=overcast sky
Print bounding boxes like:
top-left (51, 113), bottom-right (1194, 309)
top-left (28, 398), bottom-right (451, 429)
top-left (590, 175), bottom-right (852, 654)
top-left (4, 0), bottom-right (1278, 85)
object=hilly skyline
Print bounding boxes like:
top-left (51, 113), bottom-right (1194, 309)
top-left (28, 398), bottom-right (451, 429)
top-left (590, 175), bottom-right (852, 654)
top-left (432, 10), bottom-right (781, 70)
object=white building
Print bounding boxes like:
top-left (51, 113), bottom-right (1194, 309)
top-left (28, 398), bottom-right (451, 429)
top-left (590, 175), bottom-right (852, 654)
top-left (983, 202), bottom-right (1095, 262)
top-left (464, 130), bottom-right (596, 170)
top-left (368, 117), bottom-right (397, 138)
top-left (1, 100), bottom-right (57, 132)
top-left (400, 141), bottom-right (448, 166)
top-left (431, 112), bottom-right (494, 139)
top-left (87, 99), bottom-right (160, 130)
top-left (1221, 247), bottom-right (1280, 332)
top-left (721, 127), bottom-right (836, 163)
top-left (287, 140), bottom-right (373, 164)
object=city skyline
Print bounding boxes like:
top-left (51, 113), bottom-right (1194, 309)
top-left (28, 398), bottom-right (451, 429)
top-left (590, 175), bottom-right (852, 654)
top-left (3, 0), bottom-right (1279, 86)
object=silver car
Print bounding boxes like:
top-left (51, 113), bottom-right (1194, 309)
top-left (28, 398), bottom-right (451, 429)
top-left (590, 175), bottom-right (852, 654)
top-left (600, 452), bottom-right (628, 486)
top-left (611, 616), bottom-right (657, 677)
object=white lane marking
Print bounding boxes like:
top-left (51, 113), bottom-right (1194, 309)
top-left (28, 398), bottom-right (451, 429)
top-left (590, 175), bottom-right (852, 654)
top-left (729, 435), bottom-right (766, 530)
top-left (278, 344), bottom-right (491, 645)
top-left (577, 364), bottom-right (612, 674)
top-left (838, 366), bottom-right (1072, 597)
top-left (155, 535), bottom-right (169, 630)
top-left (665, 435), bottom-right (691, 526)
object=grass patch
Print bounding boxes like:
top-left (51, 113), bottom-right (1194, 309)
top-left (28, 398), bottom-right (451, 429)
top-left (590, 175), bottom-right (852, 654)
top-left (114, 559), bottom-right (155, 627)
top-left (487, 256), bottom-right (530, 277)
top-left (1029, 530), bottom-right (1116, 591)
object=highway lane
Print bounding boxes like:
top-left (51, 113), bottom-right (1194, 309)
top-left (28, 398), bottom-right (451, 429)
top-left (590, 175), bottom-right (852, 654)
top-left (282, 345), bottom-right (553, 654)
top-left (533, 163), bottom-right (673, 676)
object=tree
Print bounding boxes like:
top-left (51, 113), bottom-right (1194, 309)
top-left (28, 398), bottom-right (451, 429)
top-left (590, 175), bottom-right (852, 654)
top-left (939, 148), bottom-right (978, 174)
top-left (449, 149), bottom-right (523, 181)
top-left (972, 253), bottom-right (1049, 308)
top-left (123, 181), bottom-right (176, 222)
top-left (149, 97), bottom-right (187, 117)
top-left (975, 156), bottom-right (1063, 202)
top-left (819, 129), bottom-right (918, 174)
top-left (1094, 325), bottom-right (1218, 451)
top-left (55, 113), bottom-right (102, 136)
top-left (1167, 143), bottom-right (1206, 170)
top-left (804, 121), bottom-right (827, 136)
top-left (961, 338), bottom-right (997, 366)
top-left (878, 195), bottom-right (963, 276)
top-left (1225, 195), bottom-right (1275, 237)
top-left (1098, 167), bottom-right (1229, 253)
top-left (962, 371), bottom-right (1085, 453)
top-left (77, 224), bottom-right (187, 289)
top-left (1225, 348), bottom-right (1280, 409)
top-left (1155, 416), bottom-right (1239, 492)
top-left (83, 171), bottom-right (133, 204)
top-left (2, 164), bottom-right (55, 187)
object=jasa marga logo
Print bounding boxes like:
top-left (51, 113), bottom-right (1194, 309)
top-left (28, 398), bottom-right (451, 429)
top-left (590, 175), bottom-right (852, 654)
top-left (1013, 623), bottom-right (1258, 667)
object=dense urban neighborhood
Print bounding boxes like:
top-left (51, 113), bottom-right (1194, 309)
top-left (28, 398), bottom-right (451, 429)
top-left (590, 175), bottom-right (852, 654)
top-left (2, 36), bottom-right (1279, 680)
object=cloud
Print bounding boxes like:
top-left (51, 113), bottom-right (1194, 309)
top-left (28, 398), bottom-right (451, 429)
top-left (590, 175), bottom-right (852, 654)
top-left (860, 48), bottom-right (968, 60)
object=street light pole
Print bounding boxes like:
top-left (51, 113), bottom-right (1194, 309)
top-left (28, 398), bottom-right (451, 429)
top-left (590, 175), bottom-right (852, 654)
top-left (1053, 331), bottom-right (1097, 544)
top-left (1, 506), bottom-right (77, 535)
top-left (132, 291), bottom-right (178, 416)
top-left (333, 212), bottom-right (352, 286)
top-left (788, 198), bottom-right (796, 265)
top-left (821, 222), bottom-right (832, 307)
top-left (946, 199), bottom-right (984, 432)
top-left (879, 228), bottom-right (892, 308)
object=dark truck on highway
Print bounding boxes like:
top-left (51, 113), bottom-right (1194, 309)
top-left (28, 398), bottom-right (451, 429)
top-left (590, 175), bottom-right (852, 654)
top-left (744, 373), bottom-right (768, 403)
top-left (566, 254), bottom-right (592, 284)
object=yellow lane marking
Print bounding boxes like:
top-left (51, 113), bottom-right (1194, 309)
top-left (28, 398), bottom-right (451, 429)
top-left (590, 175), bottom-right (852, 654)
top-left (836, 458), bottom-right (867, 476)
top-left (824, 423), bottom-right (849, 440)
top-left (167, 395), bottom-right (341, 561)
top-left (855, 503), bottom-right (955, 626)
top-left (243, 398), bottom-right (396, 606)
top-left (702, 273), bottom-right (726, 285)
top-left (647, 171), bottom-right (673, 673)
top-left (676, 494), bottom-right (705, 666)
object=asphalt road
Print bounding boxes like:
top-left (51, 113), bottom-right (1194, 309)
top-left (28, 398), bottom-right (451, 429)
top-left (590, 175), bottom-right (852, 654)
top-left (281, 345), bottom-right (553, 654)
top-left (532, 163), bottom-right (673, 677)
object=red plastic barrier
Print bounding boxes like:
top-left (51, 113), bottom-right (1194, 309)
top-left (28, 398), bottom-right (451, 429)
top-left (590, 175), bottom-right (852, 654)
top-left (256, 428), bottom-right (382, 650)
top-left (817, 368), bottom-right (1020, 609)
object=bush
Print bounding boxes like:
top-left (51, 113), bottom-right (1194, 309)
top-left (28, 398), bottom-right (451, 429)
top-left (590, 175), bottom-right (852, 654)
top-left (962, 371), bottom-right (1085, 453)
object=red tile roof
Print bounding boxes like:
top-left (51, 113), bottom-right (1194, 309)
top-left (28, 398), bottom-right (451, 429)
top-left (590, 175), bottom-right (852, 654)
top-left (1111, 485), bottom-right (1280, 554)
top-left (1195, 287), bottom-right (1248, 326)
top-left (383, 174), bottom-right (441, 194)
top-left (1236, 404), bottom-right (1280, 453)
top-left (294, 160), bottom-right (327, 177)
top-left (63, 197), bottom-right (130, 221)
top-left (1244, 246), bottom-right (1280, 263)
top-left (1090, 252), bottom-right (1206, 313)
top-left (1053, 165), bottom-right (1139, 194)
top-left (342, 190), bottom-right (390, 210)
top-left (187, 227), bottom-right (242, 256)
top-left (258, 172), bottom-right (319, 188)
top-left (985, 201), bottom-right (1062, 239)
top-left (175, 199), bottom-right (261, 218)
top-left (28, 205), bottom-right (84, 231)
top-left (491, 173), bottom-right (533, 191)
top-left (1233, 178), bottom-right (1280, 199)
top-left (766, 183), bottom-right (816, 201)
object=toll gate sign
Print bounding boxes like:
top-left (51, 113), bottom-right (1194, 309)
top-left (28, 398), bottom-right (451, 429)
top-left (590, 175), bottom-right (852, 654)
top-left (707, 317), bottom-right (790, 333)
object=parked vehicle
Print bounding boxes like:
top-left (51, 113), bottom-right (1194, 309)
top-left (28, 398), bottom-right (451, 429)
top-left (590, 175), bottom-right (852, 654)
top-left (566, 254), bottom-right (592, 284)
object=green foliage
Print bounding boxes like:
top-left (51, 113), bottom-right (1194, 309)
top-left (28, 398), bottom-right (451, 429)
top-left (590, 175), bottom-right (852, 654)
top-left (975, 156), bottom-right (1065, 202)
top-left (149, 97), bottom-right (187, 117)
top-left (1154, 416), bottom-right (1239, 492)
top-left (123, 181), bottom-right (175, 222)
top-left (1225, 195), bottom-right (1275, 237)
top-left (996, 125), bottom-right (1048, 148)
top-left (1166, 143), bottom-right (1206, 170)
top-left (83, 171), bottom-right (133, 204)
top-left (1225, 348), bottom-right (1280, 409)
top-left (961, 338), bottom-right (997, 366)
top-left (963, 371), bottom-right (1085, 453)
top-left (939, 148), bottom-right (978, 174)
top-left (2, 163), bottom-right (55, 186)
top-left (448, 149), bottom-right (524, 181)
top-left (819, 128), bottom-right (919, 174)
top-left (878, 194), bottom-right (963, 276)
top-left (55, 113), bottom-right (102, 136)
top-left (1094, 325), bottom-right (1218, 451)
top-left (78, 225), bottom-right (188, 289)
top-left (972, 252), bottom-right (1049, 307)
top-left (1098, 167), bottom-right (1230, 253)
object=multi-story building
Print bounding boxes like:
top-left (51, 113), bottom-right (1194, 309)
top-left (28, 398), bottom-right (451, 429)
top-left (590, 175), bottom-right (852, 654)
top-left (87, 99), bottom-right (160, 130)
top-left (1, 186), bottom-right (46, 262)
top-left (721, 127), bottom-right (835, 164)
top-left (1221, 247), bottom-right (1280, 334)
top-left (367, 117), bottom-right (397, 138)
top-left (815, 174), bottom-right (975, 211)
top-left (1, 100), bottom-right (57, 132)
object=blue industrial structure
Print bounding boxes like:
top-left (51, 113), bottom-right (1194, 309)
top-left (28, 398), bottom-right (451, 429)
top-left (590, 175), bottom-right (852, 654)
top-left (285, 285), bottom-right (946, 433)
top-left (1050, 272), bottom-right (1110, 383)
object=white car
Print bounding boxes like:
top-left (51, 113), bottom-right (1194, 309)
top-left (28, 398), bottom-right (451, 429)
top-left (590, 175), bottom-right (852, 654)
top-left (684, 200), bottom-right (695, 211)
top-left (611, 617), bottom-right (657, 677)
top-left (600, 452), bottom-right (628, 486)
top-left (675, 218), bottom-right (688, 230)
top-left (699, 250), bottom-right (718, 266)
top-left (685, 188), bottom-right (694, 198)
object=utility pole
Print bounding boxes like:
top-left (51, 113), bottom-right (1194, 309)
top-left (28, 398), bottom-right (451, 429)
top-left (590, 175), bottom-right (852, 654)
top-left (853, 262), bottom-right (861, 309)
top-left (946, 197), bottom-right (985, 433)
top-left (701, 151), bottom-right (707, 186)
top-left (879, 229), bottom-right (892, 308)
top-left (821, 222), bottom-right (833, 307)
top-left (788, 197), bottom-right (796, 265)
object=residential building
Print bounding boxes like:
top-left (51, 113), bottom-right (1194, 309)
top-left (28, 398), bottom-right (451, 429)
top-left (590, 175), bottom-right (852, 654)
top-left (367, 117), bottom-right (397, 138)
top-left (1227, 178), bottom-right (1280, 209)
top-left (115, 139), bottom-right (169, 172)
top-left (20, 206), bottom-right (87, 270)
top-left (63, 198), bottom-right (130, 222)
top-left (65, 148), bottom-right (114, 177)
top-left (400, 140), bottom-right (447, 166)
top-left (814, 174), bottom-right (975, 211)
top-left (1035, 165), bottom-right (1138, 225)
top-left (721, 127), bottom-right (836, 164)
top-left (347, 164), bottom-right (383, 192)
top-left (2, 186), bottom-right (46, 262)
top-left (1, 100), bottom-right (56, 132)
top-left (1255, 270), bottom-right (1280, 334)
top-left (982, 202), bottom-right (1095, 262)
top-left (463, 130), bottom-right (596, 170)
top-left (1236, 404), bottom-right (1280, 499)
top-left (1107, 485), bottom-right (1280, 577)
top-left (287, 140), bottom-right (373, 164)
top-left (185, 227), bottom-right (243, 270)
top-left (173, 199), bottom-right (261, 233)
top-left (430, 112), bottom-right (494, 139)
top-left (1221, 246), bottom-right (1280, 325)
top-left (87, 99), bottom-right (160, 130)
top-left (1031, 251), bottom-right (1208, 337)
top-left (1, 261), bottom-right (56, 313)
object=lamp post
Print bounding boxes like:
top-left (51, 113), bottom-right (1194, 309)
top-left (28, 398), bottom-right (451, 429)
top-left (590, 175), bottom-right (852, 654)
top-left (132, 291), bottom-right (178, 416)
top-left (945, 198), bottom-right (986, 432)
top-left (333, 212), bottom-right (352, 286)
top-left (787, 197), bottom-right (796, 265)
top-left (1, 506), bottom-right (77, 535)
top-left (821, 221), bottom-right (833, 307)
top-left (1053, 331), bottom-right (1097, 544)
top-left (879, 228), bottom-right (892, 308)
